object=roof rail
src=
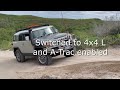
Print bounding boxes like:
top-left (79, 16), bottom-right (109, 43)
top-left (16, 24), bottom-right (50, 33)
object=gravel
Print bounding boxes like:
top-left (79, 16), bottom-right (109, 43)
top-left (0, 47), bottom-right (120, 79)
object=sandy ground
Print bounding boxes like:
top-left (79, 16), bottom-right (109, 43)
top-left (0, 47), bottom-right (120, 79)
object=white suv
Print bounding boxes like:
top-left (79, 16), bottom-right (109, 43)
top-left (12, 24), bottom-right (76, 65)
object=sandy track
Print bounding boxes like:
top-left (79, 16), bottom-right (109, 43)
top-left (0, 47), bottom-right (120, 79)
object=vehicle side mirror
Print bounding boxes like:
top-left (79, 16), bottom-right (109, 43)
top-left (25, 36), bottom-right (29, 41)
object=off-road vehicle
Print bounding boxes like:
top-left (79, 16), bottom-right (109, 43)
top-left (12, 24), bottom-right (76, 65)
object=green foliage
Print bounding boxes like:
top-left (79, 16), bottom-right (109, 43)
top-left (0, 13), bottom-right (115, 50)
top-left (103, 34), bottom-right (120, 46)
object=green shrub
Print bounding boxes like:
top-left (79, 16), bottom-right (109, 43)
top-left (0, 14), bottom-right (105, 50)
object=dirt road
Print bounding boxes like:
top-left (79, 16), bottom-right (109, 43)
top-left (0, 47), bottom-right (120, 79)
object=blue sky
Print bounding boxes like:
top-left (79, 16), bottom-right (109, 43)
top-left (0, 11), bottom-right (120, 20)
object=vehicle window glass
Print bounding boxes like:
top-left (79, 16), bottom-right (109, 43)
top-left (32, 29), bottom-right (46, 38)
top-left (15, 35), bottom-right (18, 41)
top-left (19, 34), bottom-right (25, 41)
top-left (50, 27), bottom-right (58, 33)
top-left (32, 27), bottom-right (58, 39)
top-left (25, 33), bottom-right (30, 41)
top-left (13, 36), bottom-right (16, 41)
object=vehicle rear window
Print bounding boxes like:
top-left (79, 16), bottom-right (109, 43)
top-left (19, 34), bottom-right (25, 41)
top-left (13, 35), bottom-right (18, 41)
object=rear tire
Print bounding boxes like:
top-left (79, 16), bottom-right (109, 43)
top-left (15, 49), bottom-right (26, 62)
top-left (37, 54), bottom-right (52, 65)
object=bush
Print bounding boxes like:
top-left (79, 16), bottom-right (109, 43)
top-left (93, 15), bottom-right (120, 36)
top-left (0, 40), bottom-right (12, 50)
top-left (0, 14), bottom-right (103, 50)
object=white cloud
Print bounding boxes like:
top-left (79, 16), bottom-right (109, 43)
top-left (0, 11), bottom-right (120, 20)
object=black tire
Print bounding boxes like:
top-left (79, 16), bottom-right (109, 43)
top-left (15, 49), bottom-right (26, 62)
top-left (64, 48), bottom-right (75, 57)
top-left (37, 54), bottom-right (52, 65)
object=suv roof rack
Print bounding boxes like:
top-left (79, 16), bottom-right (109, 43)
top-left (16, 24), bottom-right (50, 33)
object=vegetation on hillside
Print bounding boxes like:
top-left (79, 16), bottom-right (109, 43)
top-left (0, 13), bottom-right (120, 50)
